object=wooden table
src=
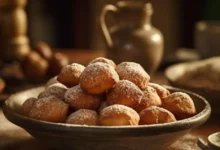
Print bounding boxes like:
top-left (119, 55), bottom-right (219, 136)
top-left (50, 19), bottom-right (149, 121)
top-left (0, 50), bottom-right (219, 150)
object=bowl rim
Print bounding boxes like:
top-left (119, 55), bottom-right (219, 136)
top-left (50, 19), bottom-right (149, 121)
top-left (3, 85), bottom-right (211, 137)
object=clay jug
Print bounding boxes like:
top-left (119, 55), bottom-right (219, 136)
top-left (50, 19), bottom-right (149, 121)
top-left (100, 1), bottom-right (164, 74)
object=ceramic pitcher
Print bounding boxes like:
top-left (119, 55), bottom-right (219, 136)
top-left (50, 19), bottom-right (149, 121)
top-left (100, 1), bottom-right (164, 74)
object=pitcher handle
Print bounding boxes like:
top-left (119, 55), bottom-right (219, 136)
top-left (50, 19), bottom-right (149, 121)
top-left (100, 4), bottom-right (118, 48)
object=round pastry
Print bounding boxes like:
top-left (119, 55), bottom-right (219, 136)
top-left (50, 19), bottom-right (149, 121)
top-left (80, 62), bottom-right (119, 94)
top-left (35, 41), bottom-right (53, 60)
top-left (38, 83), bottom-right (67, 100)
top-left (139, 106), bottom-right (176, 125)
top-left (66, 109), bottom-right (98, 125)
top-left (29, 96), bottom-right (69, 122)
top-left (57, 63), bottom-right (85, 87)
top-left (162, 92), bottom-right (196, 120)
top-left (148, 83), bottom-right (170, 100)
top-left (134, 86), bottom-right (162, 113)
top-left (99, 104), bottom-right (140, 126)
top-left (20, 97), bottom-right (38, 116)
top-left (64, 85), bottom-right (101, 110)
top-left (115, 62), bottom-right (150, 89)
top-left (21, 51), bottom-right (48, 81)
top-left (46, 76), bottom-right (59, 87)
top-left (106, 80), bottom-right (144, 108)
top-left (88, 57), bottom-right (116, 68)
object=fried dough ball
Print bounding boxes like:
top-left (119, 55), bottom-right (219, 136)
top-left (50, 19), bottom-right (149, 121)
top-left (80, 62), bottom-right (119, 94)
top-left (139, 106), bottom-right (176, 125)
top-left (38, 83), bottom-right (67, 100)
top-left (134, 86), bottom-right (162, 113)
top-left (20, 97), bottom-right (38, 116)
top-left (35, 41), bottom-right (53, 60)
top-left (148, 83), bottom-right (170, 100)
top-left (106, 80), bottom-right (144, 108)
top-left (99, 104), bottom-right (140, 126)
top-left (64, 85), bottom-right (101, 110)
top-left (88, 57), bottom-right (116, 68)
top-left (66, 109), bottom-right (98, 125)
top-left (162, 92), bottom-right (196, 120)
top-left (115, 62), bottom-right (150, 90)
top-left (57, 63), bottom-right (85, 87)
top-left (29, 96), bottom-right (69, 122)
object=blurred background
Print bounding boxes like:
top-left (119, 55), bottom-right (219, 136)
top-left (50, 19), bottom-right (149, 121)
top-left (26, 0), bottom-right (220, 60)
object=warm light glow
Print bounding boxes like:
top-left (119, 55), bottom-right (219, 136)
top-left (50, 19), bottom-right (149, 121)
top-left (152, 34), bottom-right (161, 42)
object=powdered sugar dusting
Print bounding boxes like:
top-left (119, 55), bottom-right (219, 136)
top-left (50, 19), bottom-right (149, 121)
top-left (100, 104), bottom-right (140, 125)
top-left (64, 85), bottom-right (101, 110)
top-left (80, 62), bottom-right (119, 83)
top-left (88, 57), bottom-right (116, 68)
top-left (66, 109), bottom-right (98, 125)
top-left (30, 95), bottom-right (68, 121)
top-left (39, 83), bottom-right (67, 100)
top-left (35, 95), bottom-right (65, 108)
top-left (163, 92), bottom-right (196, 116)
top-left (148, 83), bottom-right (170, 100)
top-left (116, 62), bottom-right (150, 89)
top-left (64, 85), bottom-right (82, 103)
top-left (60, 63), bottom-right (85, 78)
top-left (107, 80), bottom-right (144, 107)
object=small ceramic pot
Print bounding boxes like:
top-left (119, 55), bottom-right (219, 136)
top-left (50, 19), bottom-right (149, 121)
top-left (197, 132), bottom-right (220, 150)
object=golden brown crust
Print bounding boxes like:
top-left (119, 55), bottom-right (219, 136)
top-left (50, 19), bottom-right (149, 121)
top-left (88, 57), bottom-right (116, 68)
top-left (139, 106), bottom-right (176, 125)
top-left (29, 96), bottom-right (69, 122)
top-left (134, 86), bottom-right (162, 113)
top-left (20, 97), bottom-right (37, 116)
top-left (106, 80), bottom-right (144, 108)
top-left (57, 63), bottom-right (85, 87)
top-left (80, 62), bottom-right (119, 94)
top-left (64, 85), bottom-right (101, 110)
top-left (162, 92), bottom-right (196, 120)
top-left (115, 62), bottom-right (150, 90)
top-left (66, 109), bottom-right (98, 125)
top-left (148, 83), bottom-right (170, 100)
top-left (99, 104), bottom-right (140, 126)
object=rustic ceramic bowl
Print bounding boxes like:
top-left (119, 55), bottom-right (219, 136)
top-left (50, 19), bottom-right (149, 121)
top-left (165, 62), bottom-right (220, 115)
top-left (3, 86), bottom-right (211, 150)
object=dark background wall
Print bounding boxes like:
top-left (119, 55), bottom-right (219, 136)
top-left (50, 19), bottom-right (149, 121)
top-left (26, 0), bottom-right (220, 54)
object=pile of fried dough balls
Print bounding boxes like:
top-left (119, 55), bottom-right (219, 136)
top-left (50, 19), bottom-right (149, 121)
top-left (20, 57), bottom-right (196, 126)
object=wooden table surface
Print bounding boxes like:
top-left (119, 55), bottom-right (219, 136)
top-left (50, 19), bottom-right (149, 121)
top-left (0, 50), bottom-right (219, 150)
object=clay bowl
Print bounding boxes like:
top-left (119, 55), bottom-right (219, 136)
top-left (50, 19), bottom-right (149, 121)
top-left (165, 62), bottom-right (220, 115)
top-left (3, 86), bottom-right (211, 150)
